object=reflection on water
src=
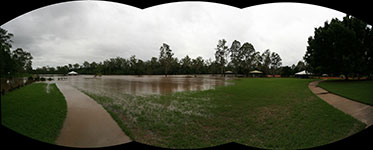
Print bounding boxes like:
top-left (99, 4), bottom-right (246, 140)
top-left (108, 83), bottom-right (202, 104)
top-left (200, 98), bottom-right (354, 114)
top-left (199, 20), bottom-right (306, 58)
top-left (54, 75), bottom-right (232, 95)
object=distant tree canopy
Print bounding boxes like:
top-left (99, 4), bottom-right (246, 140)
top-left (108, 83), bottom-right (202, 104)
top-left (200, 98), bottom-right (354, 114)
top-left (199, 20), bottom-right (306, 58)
top-left (0, 28), bottom-right (33, 77)
top-left (34, 39), bottom-right (285, 77)
top-left (304, 15), bottom-right (373, 79)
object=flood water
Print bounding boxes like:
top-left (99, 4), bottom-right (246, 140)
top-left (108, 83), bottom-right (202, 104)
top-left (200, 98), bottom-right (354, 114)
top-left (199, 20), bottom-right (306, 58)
top-left (51, 75), bottom-right (233, 95)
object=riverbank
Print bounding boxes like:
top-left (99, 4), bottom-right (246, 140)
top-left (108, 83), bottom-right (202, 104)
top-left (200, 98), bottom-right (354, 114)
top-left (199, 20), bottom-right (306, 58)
top-left (82, 78), bottom-right (366, 149)
top-left (1, 83), bottom-right (67, 144)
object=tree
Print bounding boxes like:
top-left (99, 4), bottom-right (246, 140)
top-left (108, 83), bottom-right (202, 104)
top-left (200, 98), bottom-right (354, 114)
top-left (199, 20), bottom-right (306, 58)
top-left (261, 49), bottom-right (271, 75)
top-left (0, 28), bottom-right (14, 75)
top-left (229, 40), bottom-right (242, 76)
top-left (136, 59), bottom-right (145, 75)
top-left (1, 28), bottom-right (34, 76)
top-left (239, 42), bottom-right (257, 77)
top-left (366, 27), bottom-right (373, 79)
top-left (192, 56), bottom-right (204, 77)
top-left (280, 66), bottom-right (292, 77)
top-left (68, 64), bottom-right (73, 71)
top-left (129, 55), bottom-right (138, 75)
top-left (90, 61), bottom-right (99, 75)
top-left (73, 63), bottom-right (80, 71)
top-left (215, 39), bottom-right (229, 77)
top-left (159, 43), bottom-right (174, 77)
top-left (206, 58), bottom-right (218, 75)
top-left (252, 51), bottom-right (263, 71)
top-left (180, 55), bottom-right (192, 74)
top-left (294, 61), bottom-right (306, 73)
top-left (169, 57), bottom-right (179, 75)
top-left (304, 15), bottom-right (371, 80)
top-left (146, 57), bottom-right (161, 75)
top-left (12, 48), bottom-right (33, 73)
top-left (270, 52), bottom-right (282, 75)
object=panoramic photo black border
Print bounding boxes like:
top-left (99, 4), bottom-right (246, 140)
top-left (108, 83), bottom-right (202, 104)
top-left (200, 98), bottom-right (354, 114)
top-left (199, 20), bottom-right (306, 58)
top-left (1, 0), bottom-right (372, 149)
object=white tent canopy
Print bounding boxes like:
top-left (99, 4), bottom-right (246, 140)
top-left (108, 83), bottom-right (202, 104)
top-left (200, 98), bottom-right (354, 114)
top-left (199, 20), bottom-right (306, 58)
top-left (67, 71), bottom-right (78, 75)
top-left (295, 70), bottom-right (311, 75)
top-left (249, 70), bottom-right (263, 74)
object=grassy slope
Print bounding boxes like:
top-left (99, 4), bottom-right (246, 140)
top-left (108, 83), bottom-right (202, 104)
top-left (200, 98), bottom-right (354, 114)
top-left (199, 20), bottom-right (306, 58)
top-left (318, 80), bottom-right (373, 105)
top-left (83, 78), bottom-right (365, 149)
top-left (1, 83), bottom-right (67, 144)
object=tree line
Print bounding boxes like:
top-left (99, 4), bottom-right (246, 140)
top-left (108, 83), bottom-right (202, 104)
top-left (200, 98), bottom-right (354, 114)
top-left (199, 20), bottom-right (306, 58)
top-left (1, 28), bottom-right (33, 77)
top-left (33, 39), bottom-right (285, 77)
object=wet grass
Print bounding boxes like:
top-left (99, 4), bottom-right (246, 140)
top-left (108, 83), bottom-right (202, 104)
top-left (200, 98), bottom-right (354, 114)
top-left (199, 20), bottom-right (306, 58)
top-left (81, 78), bottom-right (366, 149)
top-left (318, 80), bottom-right (373, 105)
top-left (1, 83), bottom-right (67, 144)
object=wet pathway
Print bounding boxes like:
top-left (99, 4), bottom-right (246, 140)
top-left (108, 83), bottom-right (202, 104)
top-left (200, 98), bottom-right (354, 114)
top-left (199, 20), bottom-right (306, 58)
top-left (309, 80), bottom-right (373, 127)
top-left (55, 83), bottom-right (131, 147)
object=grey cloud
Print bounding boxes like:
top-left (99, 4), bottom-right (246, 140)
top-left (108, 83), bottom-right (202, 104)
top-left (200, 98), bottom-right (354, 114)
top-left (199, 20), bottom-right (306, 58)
top-left (1, 1), bottom-right (347, 68)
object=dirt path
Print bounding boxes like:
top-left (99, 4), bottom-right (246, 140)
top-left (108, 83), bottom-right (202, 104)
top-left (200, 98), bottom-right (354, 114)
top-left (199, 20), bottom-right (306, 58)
top-left (55, 83), bottom-right (131, 148)
top-left (309, 80), bottom-right (373, 127)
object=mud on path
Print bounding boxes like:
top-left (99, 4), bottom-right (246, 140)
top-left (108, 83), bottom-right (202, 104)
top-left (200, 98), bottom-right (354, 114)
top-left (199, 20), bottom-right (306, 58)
top-left (309, 80), bottom-right (373, 127)
top-left (55, 83), bottom-right (131, 148)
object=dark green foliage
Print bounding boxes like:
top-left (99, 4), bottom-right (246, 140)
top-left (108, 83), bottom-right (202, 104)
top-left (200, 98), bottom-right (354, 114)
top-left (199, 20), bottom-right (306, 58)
top-left (1, 28), bottom-right (33, 77)
top-left (304, 15), bottom-right (372, 78)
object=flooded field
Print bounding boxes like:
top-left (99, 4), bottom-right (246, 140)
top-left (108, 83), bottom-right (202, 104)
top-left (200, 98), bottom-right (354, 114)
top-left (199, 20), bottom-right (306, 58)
top-left (53, 75), bottom-right (233, 96)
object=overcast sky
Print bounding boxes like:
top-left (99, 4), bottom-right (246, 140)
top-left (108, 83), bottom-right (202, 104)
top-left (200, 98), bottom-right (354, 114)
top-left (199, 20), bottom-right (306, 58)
top-left (1, 1), bottom-right (346, 68)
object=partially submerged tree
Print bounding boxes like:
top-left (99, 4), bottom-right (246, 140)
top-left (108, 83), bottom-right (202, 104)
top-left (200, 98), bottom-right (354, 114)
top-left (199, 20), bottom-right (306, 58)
top-left (192, 56), bottom-right (204, 77)
top-left (180, 55), bottom-right (192, 74)
top-left (159, 43), bottom-right (174, 77)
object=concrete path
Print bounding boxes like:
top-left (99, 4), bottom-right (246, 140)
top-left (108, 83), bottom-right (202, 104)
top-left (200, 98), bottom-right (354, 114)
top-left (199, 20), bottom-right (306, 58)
top-left (309, 80), bottom-right (373, 127)
top-left (55, 83), bottom-right (131, 148)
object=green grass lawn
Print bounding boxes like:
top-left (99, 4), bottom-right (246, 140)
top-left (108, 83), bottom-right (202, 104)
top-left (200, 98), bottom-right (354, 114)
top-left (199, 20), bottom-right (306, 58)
top-left (82, 78), bottom-right (366, 149)
top-left (318, 80), bottom-right (373, 105)
top-left (1, 83), bottom-right (67, 144)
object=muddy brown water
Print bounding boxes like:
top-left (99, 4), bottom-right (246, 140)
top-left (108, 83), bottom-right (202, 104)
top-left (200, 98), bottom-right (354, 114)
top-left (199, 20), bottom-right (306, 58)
top-left (48, 75), bottom-right (233, 96)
